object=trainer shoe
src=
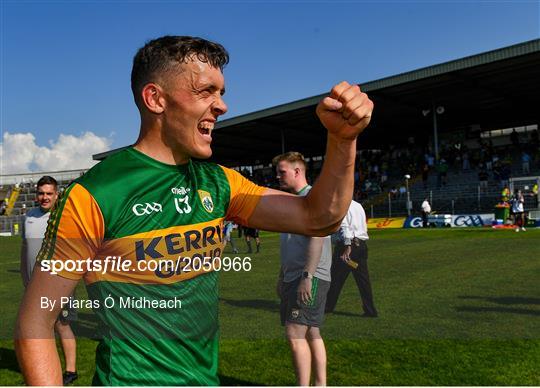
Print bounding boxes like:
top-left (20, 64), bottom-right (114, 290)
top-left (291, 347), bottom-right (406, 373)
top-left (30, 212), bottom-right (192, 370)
top-left (515, 228), bottom-right (520, 232)
top-left (63, 371), bottom-right (78, 385)
top-left (361, 313), bottom-right (378, 318)
top-left (521, 227), bottom-right (526, 231)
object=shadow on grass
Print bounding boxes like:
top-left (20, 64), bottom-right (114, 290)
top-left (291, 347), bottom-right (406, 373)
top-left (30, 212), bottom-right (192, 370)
top-left (458, 295), bottom-right (540, 305)
top-left (219, 374), bottom-right (259, 386)
top-left (328, 311), bottom-right (363, 317)
top-left (0, 347), bottom-right (20, 373)
top-left (6, 269), bottom-right (19, 274)
top-left (456, 306), bottom-right (540, 316)
top-left (457, 295), bottom-right (540, 316)
top-left (220, 298), bottom-right (279, 312)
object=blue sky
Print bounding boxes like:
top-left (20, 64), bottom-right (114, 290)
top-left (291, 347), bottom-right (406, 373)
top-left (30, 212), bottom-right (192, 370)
top-left (1, 1), bottom-right (539, 173)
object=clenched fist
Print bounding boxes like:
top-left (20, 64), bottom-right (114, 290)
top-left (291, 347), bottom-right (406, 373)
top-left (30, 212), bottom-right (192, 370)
top-left (316, 81), bottom-right (374, 141)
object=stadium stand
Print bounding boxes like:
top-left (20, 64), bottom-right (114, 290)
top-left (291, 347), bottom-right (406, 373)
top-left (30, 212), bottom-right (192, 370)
top-left (227, 127), bottom-right (539, 219)
top-left (361, 130), bottom-right (540, 217)
top-left (0, 169), bottom-right (86, 235)
top-left (3, 40), bottom-right (539, 230)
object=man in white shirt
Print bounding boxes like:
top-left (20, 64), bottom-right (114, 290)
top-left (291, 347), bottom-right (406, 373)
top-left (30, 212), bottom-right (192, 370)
top-left (421, 198), bottom-right (431, 228)
top-left (512, 189), bottom-right (526, 232)
top-left (20, 176), bottom-right (78, 385)
top-left (325, 200), bottom-right (377, 317)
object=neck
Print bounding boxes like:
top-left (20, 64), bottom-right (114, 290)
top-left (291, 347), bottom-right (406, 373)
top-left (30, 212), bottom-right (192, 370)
top-left (134, 124), bottom-right (190, 165)
top-left (292, 179), bottom-right (309, 194)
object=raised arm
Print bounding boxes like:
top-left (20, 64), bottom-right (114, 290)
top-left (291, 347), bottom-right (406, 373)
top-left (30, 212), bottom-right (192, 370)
top-left (249, 82), bottom-right (373, 235)
top-left (15, 270), bottom-right (79, 385)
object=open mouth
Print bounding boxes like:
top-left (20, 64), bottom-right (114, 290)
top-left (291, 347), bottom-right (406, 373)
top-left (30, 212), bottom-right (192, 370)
top-left (198, 121), bottom-right (214, 139)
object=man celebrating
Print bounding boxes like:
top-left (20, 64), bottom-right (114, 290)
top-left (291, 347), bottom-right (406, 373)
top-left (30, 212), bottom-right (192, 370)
top-left (15, 35), bottom-right (373, 385)
top-left (19, 176), bottom-right (78, 385)
top-left (274, 152), bottom-right (332, 386)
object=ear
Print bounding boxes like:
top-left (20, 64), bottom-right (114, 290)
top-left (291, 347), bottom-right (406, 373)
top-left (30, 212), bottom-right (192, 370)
top-left (141, 83), bottom-right (165, 114)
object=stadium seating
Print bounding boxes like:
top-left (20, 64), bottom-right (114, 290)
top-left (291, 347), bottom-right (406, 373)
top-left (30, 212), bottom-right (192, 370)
top-left (365, 148), bottom-right (539, 218)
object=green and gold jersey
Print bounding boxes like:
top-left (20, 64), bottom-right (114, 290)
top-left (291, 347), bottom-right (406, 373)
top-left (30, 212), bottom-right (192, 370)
top-left (37, 147), bottom-right (265, 386)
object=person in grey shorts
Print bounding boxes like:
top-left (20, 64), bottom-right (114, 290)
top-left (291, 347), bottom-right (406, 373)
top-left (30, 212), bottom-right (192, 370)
top-left (280, 276), bottom-right (330, 327)
top-left (274, 152), bottom-right (332, 386)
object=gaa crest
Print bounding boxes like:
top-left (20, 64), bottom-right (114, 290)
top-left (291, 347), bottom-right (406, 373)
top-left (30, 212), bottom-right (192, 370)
top-left (198, 190), bottom-right (214, 213)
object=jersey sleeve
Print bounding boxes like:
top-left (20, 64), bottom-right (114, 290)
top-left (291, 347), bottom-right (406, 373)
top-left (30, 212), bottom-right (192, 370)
top-left (36, 183), bottom-right (105, 280)
top-left (219, 166), bottom-right (266, 226)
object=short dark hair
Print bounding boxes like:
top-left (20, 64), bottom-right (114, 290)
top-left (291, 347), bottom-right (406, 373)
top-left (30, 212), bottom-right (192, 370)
top-left (36, 176), bottom-right (58, 190)
top-left (131, 35), bottom-right (229, 106)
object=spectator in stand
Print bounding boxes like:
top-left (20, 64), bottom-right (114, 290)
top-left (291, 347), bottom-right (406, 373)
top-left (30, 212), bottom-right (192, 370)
top-left (398, 185), bottom-right (407, 198)
top-left (389, 186), bottom-right (398, 199)
top-left (380, 170), bottom-right (388, 189)
top-left (512, 189), bottom-right (526, 232)
top-left (521, 151), bottom-right (531, 175)
top-left (364, 179), bottom-right (372, 192)
top-left (478, 166), bottom-right (489, 192)
top-left (485, 156), bottom-right (493, 171)
top-left (500, 163), bottom-right (511, 188)
top-left (462, 151), bottom-right (470, 171)
top-left (421, 163), bottom-right (429, 189)
top-left (510, 128), bottom-right (519, 148)
top-left (493, 160), bottom-right (502, 184)
top-left (437, 159), bottom-right (448, 187)
top-left (426, 153), bottom-right (435, 169)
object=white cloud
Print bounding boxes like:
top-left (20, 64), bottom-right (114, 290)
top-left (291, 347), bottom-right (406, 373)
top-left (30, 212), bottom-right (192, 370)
top-left (0, 131), bottom-right (112, 174)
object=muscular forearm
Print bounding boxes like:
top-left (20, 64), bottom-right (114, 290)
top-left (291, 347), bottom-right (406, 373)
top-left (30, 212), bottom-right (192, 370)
top-left (306, 135), bottom-right (356, 235)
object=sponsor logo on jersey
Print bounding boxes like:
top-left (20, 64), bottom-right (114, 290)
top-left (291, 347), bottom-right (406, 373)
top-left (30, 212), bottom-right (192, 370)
top-left (133, 224), bottom-right (223, 278)
top-left (171, 187), bottom-right (190, 195)
top-left (134, 226), bottom-right (222, 261)
top-left (132, 202), bottom-right (162, 216)
top-left (198, 190), bottom-right (214, 213)
top-left (171, 187), bottom-right (192, 214)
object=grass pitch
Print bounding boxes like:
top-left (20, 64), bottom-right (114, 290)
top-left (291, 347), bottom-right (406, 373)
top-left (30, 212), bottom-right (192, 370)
top-left (1, 228), bottom-right (539, 385)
